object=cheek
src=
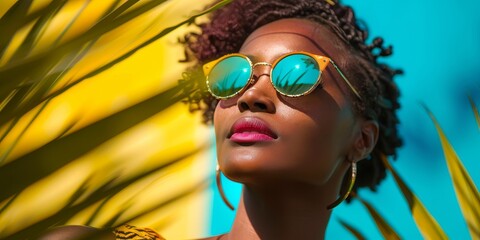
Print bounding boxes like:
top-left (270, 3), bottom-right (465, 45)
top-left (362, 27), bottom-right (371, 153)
top-left (213, 103), bottom-right (243, 171)
top-left (280, 110), bottom-right (349, 184)
top-left (213, 104), bottom-right (228, 148)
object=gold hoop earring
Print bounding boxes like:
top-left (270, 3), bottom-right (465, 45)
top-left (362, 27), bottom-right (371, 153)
top-left (216, 165), bottom-right (235, 210)
top-left (327, 161), bottom-right (357, 210)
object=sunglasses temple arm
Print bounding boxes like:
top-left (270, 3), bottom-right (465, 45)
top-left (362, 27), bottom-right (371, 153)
top-left (329, 60), bottom-right (362, 100)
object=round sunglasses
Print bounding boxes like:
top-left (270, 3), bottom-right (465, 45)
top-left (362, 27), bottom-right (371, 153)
top-left (203, 51), bottom-right (361, 100)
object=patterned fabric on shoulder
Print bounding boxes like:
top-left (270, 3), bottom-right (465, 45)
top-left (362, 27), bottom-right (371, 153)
top-left (113, 224), bottom-right (165, 240)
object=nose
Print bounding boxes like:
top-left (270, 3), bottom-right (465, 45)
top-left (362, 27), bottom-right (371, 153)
top-left (237, 64), bottom-right (276, 113)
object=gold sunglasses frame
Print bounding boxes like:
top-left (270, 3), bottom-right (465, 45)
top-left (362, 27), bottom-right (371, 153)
top-left (203, 51), bottom-right (361, 100)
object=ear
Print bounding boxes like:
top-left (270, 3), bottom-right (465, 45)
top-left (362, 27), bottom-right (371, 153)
top-left (349, 120), bottom-right (379, 162)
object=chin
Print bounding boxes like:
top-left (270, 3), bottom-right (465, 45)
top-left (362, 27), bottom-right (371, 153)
top-left (219, 157), bottom-right (299, 186)
top-left (219, 155), bottom-right (262, 183)
top-left (221, 156), bottom-right (339, 188)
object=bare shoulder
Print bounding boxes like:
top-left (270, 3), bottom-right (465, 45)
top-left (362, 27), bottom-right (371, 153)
top-left (38, 225), bottom-right (115, 240)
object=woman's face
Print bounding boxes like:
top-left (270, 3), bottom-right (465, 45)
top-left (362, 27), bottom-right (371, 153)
top-left (213, 18), bottom-right (360, 186)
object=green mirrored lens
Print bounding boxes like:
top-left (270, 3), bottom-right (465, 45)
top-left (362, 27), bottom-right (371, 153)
top-left (207, 56), bottom-right (252, 97)
top-left (271, 54), bottom-right (320, 96)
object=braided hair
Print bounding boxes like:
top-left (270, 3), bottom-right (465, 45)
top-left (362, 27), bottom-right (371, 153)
top-left (180, 0), bottom-right (402, 193)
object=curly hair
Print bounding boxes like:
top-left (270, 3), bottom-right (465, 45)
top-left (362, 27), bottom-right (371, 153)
top-left (180, 0), bottom-right (403, 193)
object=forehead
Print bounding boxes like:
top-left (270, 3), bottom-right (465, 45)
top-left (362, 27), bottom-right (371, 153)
top-left (240, 18), bottom-right (348, 62)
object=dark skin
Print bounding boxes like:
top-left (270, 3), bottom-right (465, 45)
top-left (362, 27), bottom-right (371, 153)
top-left (40, 18), bottom-right (378, 240)
top-left (206, 18), bottom-right (378, 240)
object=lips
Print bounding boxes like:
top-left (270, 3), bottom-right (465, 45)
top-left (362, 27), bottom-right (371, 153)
top-left (228, 117), bottom-right (278, 143)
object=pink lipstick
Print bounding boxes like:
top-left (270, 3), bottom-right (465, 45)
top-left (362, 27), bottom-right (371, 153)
top-left (229, 117), bottom-right (277, 143)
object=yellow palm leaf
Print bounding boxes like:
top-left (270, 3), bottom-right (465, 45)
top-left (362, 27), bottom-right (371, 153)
top-left (381, 155), bottom-right (448, 239)
top-left (424, 106), bottom-right (480, 239)
top-left (338, 218), bottom-right (366, 240)
top-left (0, 0), bottom-right (232, 239)
top-left (354, 194), bottom-right (401, 240)
top-left (469, 96), bottom-right (480, 130)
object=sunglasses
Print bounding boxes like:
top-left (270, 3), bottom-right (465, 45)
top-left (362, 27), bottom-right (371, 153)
top-left (203, 51), bottom-right (361, 100)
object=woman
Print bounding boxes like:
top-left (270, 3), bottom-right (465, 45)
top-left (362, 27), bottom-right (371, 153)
top-left (184, 0), bottom-right (402, 239)
top-left (42, 0), bottom-right (401, 239)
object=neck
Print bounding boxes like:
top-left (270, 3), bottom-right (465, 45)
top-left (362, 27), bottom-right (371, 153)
top-left (225, 183), bottom-right (336, 240)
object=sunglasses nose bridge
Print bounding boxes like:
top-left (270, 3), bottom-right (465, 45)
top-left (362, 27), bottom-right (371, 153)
top-left (252, 62), bottom-right (272, 72)
top-left (252, 62), bottom-right (272, 68)
top-left (250, 62), bottom-right (272, 82)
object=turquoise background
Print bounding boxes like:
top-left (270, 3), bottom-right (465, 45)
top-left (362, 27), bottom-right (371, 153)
top-left (207, 0), bottom-right (480, 239)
